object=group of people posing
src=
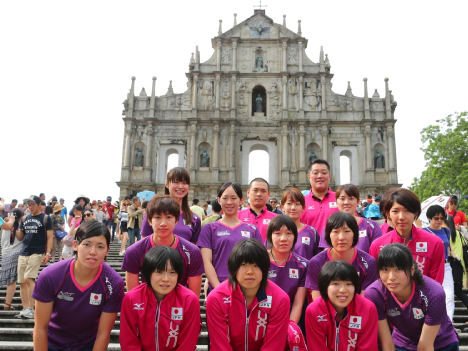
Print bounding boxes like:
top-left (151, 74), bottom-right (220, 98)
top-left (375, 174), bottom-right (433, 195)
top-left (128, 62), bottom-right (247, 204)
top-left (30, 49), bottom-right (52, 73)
top-left (0, 158), bottom-right (464, 351)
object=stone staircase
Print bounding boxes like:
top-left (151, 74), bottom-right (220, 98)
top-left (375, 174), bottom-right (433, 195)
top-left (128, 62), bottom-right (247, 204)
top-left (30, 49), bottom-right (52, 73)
top-left (1, 242), bottom-right (468, 350)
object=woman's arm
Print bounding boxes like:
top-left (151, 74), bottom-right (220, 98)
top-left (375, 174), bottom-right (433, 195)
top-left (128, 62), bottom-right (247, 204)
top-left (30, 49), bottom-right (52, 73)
top-left (378, 319), bottom-right (396, 351)
top-left (0, 213), bottom-right (15, 230)
top-left (92, 312), bottom-right (118, 351)
top-left (33, 301), bottom-right (53, 351)
top-left (188, 275), bottom-right (202, 298)
top-left (310, 289), bottom-right (320, 302)
top-left (201, 248), bottom-right (221, 288)
top-left (290, 287), bottom-right (306, 324)
top-left (206, 295), bottom-right (234, 351)
top-left (119, 296), bottom-right (142, 351)
top-left (417, 324), bottom-right (440, 351)
top-left (125, 272), bottom-right (140, 292)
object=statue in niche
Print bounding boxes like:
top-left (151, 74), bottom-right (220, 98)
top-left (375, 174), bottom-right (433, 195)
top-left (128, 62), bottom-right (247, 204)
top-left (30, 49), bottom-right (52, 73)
top-left (309, 150), bottom-right (318, 163)
top-left (288, 79), bottom-right (298, 110)
top-left (325, 54), bottom-right (331, 72)
top-left (222, 47), bottom-right (231, 65)
top-left (256, 55), bottom-right (263, 72)
top-left (288, 48), bottom-right (297, 64)
top-left (135, 147), bottom-right (144, 167)
top-left (375, 149), bottom-right (385, 169)
top-left (378, 127), bottom-right (385, 142)
top-left (255, 94), bottom-right (263, 113)
top-left (200, 149), bottom-right (210, 167)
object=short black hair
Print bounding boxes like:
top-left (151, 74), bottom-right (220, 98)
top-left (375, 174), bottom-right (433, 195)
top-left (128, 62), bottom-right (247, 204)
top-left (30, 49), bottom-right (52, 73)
top-left (218, 182), bottom-right (243, 199)
top-left (266, 215), bottom-right (298, 250)
top-left (228, 239), bottom-right (270, 291)
top-left (249, 178), bottom-right (270, 191)
top-left (11, 199), bottom-right (18, 203)
top-left (39, 193), bottom-right (45, 197)
top-left (266, 203), bottom-right (273, 211)
top-left (318, 260), bottom-right (360, 300)
top-left (308, 158), bottom-right (330, 172)
top-left (211, 199), bottom-right (222, 213)
top-left (73, 204), bottom-right (83, 212)
top-left (141, 246), bottom-right (184, 286)
top-left (75, 220), bottom-right (110, 258)
top-left (146, 195), bottom-right (181, 223)
top-left (193, 198), bottom-right (200, 205)
top-left (381, 188), bottom-right (421, 219)
top-left (377, 243), bottom-right (424, 286)
top-left (426, 205), bottom-right (446, 220)
top-left (324, 212), bottom-right (359, 248)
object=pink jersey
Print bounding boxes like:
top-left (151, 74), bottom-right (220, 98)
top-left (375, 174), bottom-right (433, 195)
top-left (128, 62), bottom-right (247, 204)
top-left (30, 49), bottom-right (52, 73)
top-left (319, 217), bottom-right (383, 253)
top-left (206, 279), bottom-right (290, 351)
top-left (380, 221), bottom-right (393, 235)
top-left (300, 189), bottom-right (339, 235)
top-left (369, 225), bottom-right (445, 285)
top-left (120, 283), bottom-right (201, 351)
top-left (238, 206), bottom-right (278, 242)
top-left (294, 225), bottom-right (321, 260)
top-left (306, 293), bottom-right (379, 351)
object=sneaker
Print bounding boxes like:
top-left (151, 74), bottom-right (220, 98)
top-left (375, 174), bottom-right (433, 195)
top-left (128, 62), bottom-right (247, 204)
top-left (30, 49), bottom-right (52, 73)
top-left (22, 307), bottom-right (34, 319)
top-left (14, 308), bottom-right (27, 319)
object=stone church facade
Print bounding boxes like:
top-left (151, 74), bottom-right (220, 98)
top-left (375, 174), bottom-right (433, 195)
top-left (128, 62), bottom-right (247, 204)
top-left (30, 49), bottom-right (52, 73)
top-left (117, 10), bottom-right (401, 200)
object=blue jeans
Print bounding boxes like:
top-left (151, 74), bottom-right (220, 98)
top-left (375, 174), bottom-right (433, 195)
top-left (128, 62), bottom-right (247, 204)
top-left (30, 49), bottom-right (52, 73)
top-left (48, 343), bottom-right (94, 351)
top-left (395, 342), bottom-right (459, 351)
top-left (128, 227), bottom-right (141, 245)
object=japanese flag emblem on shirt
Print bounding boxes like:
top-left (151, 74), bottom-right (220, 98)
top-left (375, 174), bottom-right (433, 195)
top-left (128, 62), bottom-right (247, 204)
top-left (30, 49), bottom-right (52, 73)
top-left (349, 316), bottom-right (362, 329)
top-left (329, 202), bottom-right (337, 208)
top-left (416, 242), bottom-right (428, 252)
top-left (413, 308), bottom-right (425, 319)
top-left (359, 230), bottom-right (367, 237)
top-left (289, 269), bottom-right (299, 279)
top-left (90, 293), bottom-right (102, 305)
top-left (241, 231), bottom-right (250, 238)
top-left (263, 219), bottom-right (271, 225)
top-left (171, 307), bottom-right (183, 320)
top-left (259, 296), bottom-right (272, 308)
top-left (302, 237), bottom-right (310, 245)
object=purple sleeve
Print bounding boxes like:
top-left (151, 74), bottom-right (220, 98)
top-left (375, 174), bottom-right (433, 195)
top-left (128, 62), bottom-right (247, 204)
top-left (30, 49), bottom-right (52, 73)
top-left (318, 227), bottom-right (329, 249)
top-left (361, 253), bottom-right (377, 290)
top-left (197, 223), bottom-right (213, 249)
top-left (312, 227), bottom-right (322, 256)
top-left (253, 226), bottom-right (263, 243)
top-left (299, 263), bottom-right (308, 288)
top-left (424, 283), bottom-right (448, 326)
top-left (364, 284), bottom-right (387, 320)
top-left (32, 267), bottom-right (57, 303)
top-left (102, 269), bottom-right (125, 313)
top-left (305, 256), bottom-right (321, 290)
top-left (369, 221), bottom-right (383, 243)
top-left (140, 214), bottom-right (153, 237)
top-left (187, 245), bottom-right (205, 277)
top-left (191, 215), bottom-right (201, 243)
top-left (121, 244), bottom-right (143, 274)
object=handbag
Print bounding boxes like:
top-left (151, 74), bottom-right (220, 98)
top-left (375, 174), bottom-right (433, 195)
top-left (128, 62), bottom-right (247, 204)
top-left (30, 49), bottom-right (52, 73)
top-left (55, 230), bottom-right (68, 240)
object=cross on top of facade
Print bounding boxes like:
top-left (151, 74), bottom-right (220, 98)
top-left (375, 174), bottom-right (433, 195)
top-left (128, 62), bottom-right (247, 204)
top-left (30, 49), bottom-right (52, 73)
top-left (253, 1), bottom-right (267, 9)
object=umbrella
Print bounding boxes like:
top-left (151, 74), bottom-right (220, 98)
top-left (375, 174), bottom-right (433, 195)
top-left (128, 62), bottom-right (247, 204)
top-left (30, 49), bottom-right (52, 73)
top-left (419, 195), bottom-right (450, 227)
top-left (136, 190), bottom-right (156, 202)
top-left (301, 190), bottom-right (310, 196)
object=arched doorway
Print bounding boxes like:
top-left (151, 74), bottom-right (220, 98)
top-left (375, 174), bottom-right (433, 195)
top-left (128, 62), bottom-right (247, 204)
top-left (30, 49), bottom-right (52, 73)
top-left (252, 85), bottom-right (266, 116)
top-left (248, 150), bottom-right (269, 182)
top-left (167, 153), bottom-right (179, 175)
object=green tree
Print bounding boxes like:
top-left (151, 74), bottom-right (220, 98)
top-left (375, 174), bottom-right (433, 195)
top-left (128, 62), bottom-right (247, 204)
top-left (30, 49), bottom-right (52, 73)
top-left (409, 111), bottom-right (468, 212)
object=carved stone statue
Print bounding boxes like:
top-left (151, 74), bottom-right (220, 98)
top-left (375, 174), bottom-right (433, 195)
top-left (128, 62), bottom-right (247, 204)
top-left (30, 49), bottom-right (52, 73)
top-left (325, 54), bottom-right (331, 72)
top-left (255, 94), bottom-right (263, 113)
top-left (200, 81), bottom-right (213, 110)
top-left (309, 150), bottom-right (318, 163)
top-left (375, 149), bottom-right (385, 169)
top-left (135, 147), bottom-right (144, 167)
top-left (256, 55), bottom-right (263, 71)
top-left (200, 149), bottom-right (210, 167)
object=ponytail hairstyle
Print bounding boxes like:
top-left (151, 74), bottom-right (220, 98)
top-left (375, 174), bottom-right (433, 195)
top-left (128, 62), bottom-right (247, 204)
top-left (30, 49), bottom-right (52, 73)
top-left (165, 167), bottom-right (192, 225)
top-left (445, 215), bottom-right (457, 243)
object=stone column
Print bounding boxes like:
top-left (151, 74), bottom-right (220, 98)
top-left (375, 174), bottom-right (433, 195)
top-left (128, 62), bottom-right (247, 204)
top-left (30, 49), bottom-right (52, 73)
top-left (298, 124), bottom-right (306, 182)
top-left (282, 76), bottom-right (288, 110)
top-left (363, 78), bottom-right (370, 119)
top-left (385, 78), bottom-right (392, 120)
top-left (320, 127), bottom-right (328, 161)
top-left (321, 76), bottom-right (326, 118)
top-left (298, 42), bottom-right (303, 71)
top-left (192, 75), bottom-right (198, 110)
top-left (231, 75), bottom-right (236, 108)
top-left (282, 124), bottom-right (288, 169)
top-left (229, 122), bottom-right (236, 181)
top-left (298, 76), bottom-right (304, 110)
top-left (216, 40), bottom-right (221, 71)
top-left (189, 123), bottom-right (197, 170)
top-left (145, 123), bottom-right (153, 169)
top-left (282, 41), bottom-right (288, 71)
top-left (149, 77), bottom-right (156, 118)
top-left (123, 127), bottom-right (132, 168)
top-left (128, 76), bottom-right (135, 118)
top-left (387, 125), bottom-right (396, 170)
top-left (215, 75), bottom-right (221, 109)
top-left (212, 124), bottom-right (220, 182)
top-left (365, 129), bottom-right (372, 170)
top-left (232, 40), bottom-right (238, 71)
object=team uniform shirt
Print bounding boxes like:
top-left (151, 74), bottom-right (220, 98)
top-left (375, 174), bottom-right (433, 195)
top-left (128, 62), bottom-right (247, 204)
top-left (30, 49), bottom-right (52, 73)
top-left (369, 225), bottom-right (445, 285)
top-left (319, 217), bottom-right (383, 253)
top-left (365, 277), bottom-right (458, 350)
top-left (380, 222), bottom-right (393, 235)
top-left (422, 227), bottom-right (450, 259)
top-left (306, 293), bottom-right (379, 351)
top-left (294, 225), bottom-right (321, 260)
top-left (306, 249), bottom-right (377, 292)
top-left (446, 210), bottom-right (467, 226)
top-left (206, 279), bottom-right (290, 351)
top-left (121, 234), bottom-right (204, 285)
top-left (238, 206), bottom-right (277, 242)
top-left (32, 259), bottom-right (125, 351)
top-left (140, 212), bottom-right (201, 243)
top-left (300, 189), bottom-right (339, 235)
top-left (19, 213), bottom-right (53, 256)
top-left (268, 252), bottom-right (308, 308)
top-left (120, 283), bottom-right (201, 351)
top-left (198, 221), bottom-right (262, 289)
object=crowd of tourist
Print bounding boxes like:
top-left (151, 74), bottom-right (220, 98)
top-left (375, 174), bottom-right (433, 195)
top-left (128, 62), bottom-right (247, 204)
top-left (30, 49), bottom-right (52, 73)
top-left (0, 158), bottom-right (467, 351)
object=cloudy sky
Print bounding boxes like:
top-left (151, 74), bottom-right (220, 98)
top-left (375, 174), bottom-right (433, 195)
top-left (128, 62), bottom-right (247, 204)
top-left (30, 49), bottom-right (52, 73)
top-left (1, 0), bottom-right (467, 206)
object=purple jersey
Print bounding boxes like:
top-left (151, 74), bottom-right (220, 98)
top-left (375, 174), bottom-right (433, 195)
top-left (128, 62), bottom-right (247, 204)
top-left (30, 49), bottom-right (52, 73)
top-left (294, 225), bottom-right (321, 260)
top-left (121, 234), bottom-right (204, 285)
top-left (365, 276), bottom-right (458, 350)
top-left (198, 221), bottom-right (262, 288)
top-left (268, 252), bottom-right (308, 308)
top-left (306, 248), bottom-right (377, 292)
top-left (32, 259), bottom-right (124, 351)
top-left (319, 218), bottom-right (383, 253)
top-left (140, 212), bottom-right (201, 243)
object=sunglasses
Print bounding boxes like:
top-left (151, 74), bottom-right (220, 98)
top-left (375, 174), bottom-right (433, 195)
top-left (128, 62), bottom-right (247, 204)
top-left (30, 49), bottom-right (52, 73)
top-left (84, 213), bottom-right (94, 217)
top-left (99, 206), bottom-right (103, 208)
top-left (432, 216), bottom-right (445, 221)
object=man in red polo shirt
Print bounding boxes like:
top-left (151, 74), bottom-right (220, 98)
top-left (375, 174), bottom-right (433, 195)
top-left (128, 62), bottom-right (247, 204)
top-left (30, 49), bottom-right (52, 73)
top-left (446, 195), bottom-right (467, 229)
top-left (102, 196), bottom-right (116, 237)
top-left (300, 159), bottom-right (339, 235)
top-left (238, 178), bottom-right (277, 242)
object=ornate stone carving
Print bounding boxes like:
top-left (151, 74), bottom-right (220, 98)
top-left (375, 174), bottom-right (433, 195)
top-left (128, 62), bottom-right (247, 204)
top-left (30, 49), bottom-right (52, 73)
top-left (237, 81), bottom-right (248, 117)
top-left (221, 47), bottom-right (231, 65)
top-left (249, 19), bottom-right (271, 38)
top-left (266, 49), bottom-right (278, 72)
top-left (303, 79), bottom-right (320, 112)
top-left (288, 48), bottom-right (297, 64)
top-left (199, 80), bottom-right (214, 110)
top-left (288, 78), bottom-right (298, 110)
top-left (269, 81), bottom-right (282, 119)
top-left (221, 80), bottom-right (231, 110)
top-left (240, 47), bottom-right (250, 71)
top-left (182, 81), bottom-right (192, 109)
top-left (325, 54), bottom-right (331, 72)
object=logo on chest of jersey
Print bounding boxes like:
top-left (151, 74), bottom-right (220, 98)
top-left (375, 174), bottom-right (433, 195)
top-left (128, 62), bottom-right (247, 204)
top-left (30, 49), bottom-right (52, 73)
top-left (243, 218), bottom-right (250, 222)
top-left (413, 308), bottom-right (424, 319)
top-left (105, 277), bottom-right (113, 296)
top-left (329, 202), bottom-right (337, 208)
top-left (263, 219), bottom-right (271, 225)
top-left (359, 230), bottom-right (367, 237)
top-left (308, 205), bottom-right (315, 210)
top-left (302, 236), bottom-right (310, 245)
top-left (217, 231), bottom-right (230, 236)
top-left (416, 242), bottom-right (427, 252)
top-left (241, 231), bottom-right (250, 238)
top-left (349, 316), bottom-right (362, 329)
top-left (90, 293), bottom-right (102, 305)
top-left (387, 308), bottom-right (401, 317)
top-left (289, 269), bottom-right (299, 279)
top-left (317, 314), bottom-right (328, 322)
top-left (57, 291), bottom-right (74, 301)
top-left (259, 296), bottom-right (272, 308)
top-left (223, 297), bottom-right (231, 304)
top-left (133, 303), bottom-right (144, 310)
top-left (268, 270), bottom-right (277, 278)
top-left (171, 307), bottom-right (183, 320)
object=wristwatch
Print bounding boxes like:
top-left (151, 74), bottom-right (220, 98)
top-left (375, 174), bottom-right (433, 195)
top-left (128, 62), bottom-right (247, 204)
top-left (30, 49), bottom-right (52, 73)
top-left (46, 253), bottom-right (52, 258)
